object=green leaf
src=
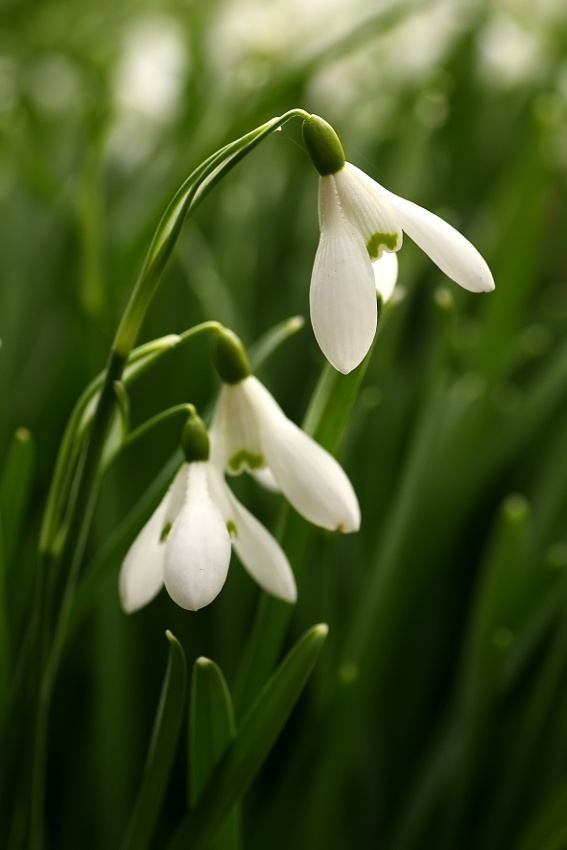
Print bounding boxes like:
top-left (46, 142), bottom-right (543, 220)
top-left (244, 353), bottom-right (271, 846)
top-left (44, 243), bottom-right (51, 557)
top-left (39, 334), bottom-right (181, 557)
top-left (0, 427), bottom-right (35, 569)
top-left (120, 631), bottom-right (187, 850)
top-left (168, 624), bottom-right (328, 850)
top-left (247, 315), bottom-right (305, 371)
top-left (0, 514), bottom-right (8, 736)
top-left (459, 493), bottom-right (531, 703)
top-left (519, 780), bottom-right (567, 850)
top-left (189, 658), bottom-right (241, 850)
top-left (234, 345), bottom-right (374, 715)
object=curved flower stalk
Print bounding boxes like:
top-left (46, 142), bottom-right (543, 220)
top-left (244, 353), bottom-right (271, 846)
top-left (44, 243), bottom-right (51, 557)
top-left (210, 328), bottom-right (361, 534)
top-left (302, 114), bottom-right (495, 374)
top-left (119, 410), bottom-right (296, 613)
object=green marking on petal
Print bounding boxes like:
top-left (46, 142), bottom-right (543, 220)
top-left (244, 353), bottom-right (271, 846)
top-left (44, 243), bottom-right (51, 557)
top-left (226, 519), bottom-right (237, 538)
top-left (366, 232), bottom-right (399, 260)
top-left (160, 521), bottom-right (172, 542)
top-left (228, 450), bottom-right (264, 472)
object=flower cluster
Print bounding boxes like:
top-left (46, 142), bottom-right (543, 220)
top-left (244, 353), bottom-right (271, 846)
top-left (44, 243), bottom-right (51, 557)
top-left (119, 112), bottom-right (495, 614)
top-left (119, 330), bottom-right (359, 613)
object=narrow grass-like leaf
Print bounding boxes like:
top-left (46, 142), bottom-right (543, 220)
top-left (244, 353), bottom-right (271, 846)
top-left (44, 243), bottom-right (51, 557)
top-left (169, 624), bottom-right (328, 850)
top-left (460, 493), bottom-right (531, 702)
top-left (247, 315), bottom-right (305, 372)
top-left (189, 658), bottom-right (241, 849)
top-left (518, 779), bottom-right (567, 850)
top-left (0, 515), bottom-right (8, 736)
top-left (0, 427), bottom-right (35, 569)
top-left (39, 334), bottom-right (181, 556)
top-left (234, 343), bottom-right (374, 715)
top-left (120, 631), bottom-right (187, 850)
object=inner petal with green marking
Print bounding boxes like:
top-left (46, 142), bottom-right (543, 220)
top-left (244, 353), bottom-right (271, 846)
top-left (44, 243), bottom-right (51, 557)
top-left (226, 519), bottom-right (237, 538)
top-left (228, 449), bottom-right (265, 473)
top-left (160, 521), bottom-right (172, 542)
top-left (366, 231), bottom-right (400, 260)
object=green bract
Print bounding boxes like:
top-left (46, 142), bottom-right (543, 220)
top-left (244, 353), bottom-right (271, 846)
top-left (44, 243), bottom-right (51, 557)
top-left (302, 114), bottom-right (346, 176)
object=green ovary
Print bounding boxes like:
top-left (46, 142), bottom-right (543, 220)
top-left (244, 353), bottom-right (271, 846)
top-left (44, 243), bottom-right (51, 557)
top-left (228, 450), bottom-right (264, 472)
top-left (367, 232), bottom-right (399, 260)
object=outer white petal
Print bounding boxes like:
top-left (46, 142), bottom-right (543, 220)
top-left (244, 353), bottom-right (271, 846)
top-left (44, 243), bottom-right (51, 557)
top-left (311, 175), bottom-right (377, 374)
top-left (119, 496), bottom-right (168, 613)
top-left (336, 164), bottom-right (403, 258)
top-left (372, 251), bottom-right (398, 303)
top-left (241, 377), bottom-right (361, 533)
top-left (164, 462), bottom-right (231, 611)
top-left (162, 464), bottom-right (189, 526)
top-left (206, 466), bottom-right (296, 603)
top-left (347, 163), bottom-right (495, 293)
top-left (250, 467), bottom-right (280, 492)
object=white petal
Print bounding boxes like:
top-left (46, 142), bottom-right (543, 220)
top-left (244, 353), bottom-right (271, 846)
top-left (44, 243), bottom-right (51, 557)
top-left (347, 163), bottom-right (495, 293)
top-left (372, 251), bottom-right (398, 303)
top-left (242, 377), bottom-right (361, 532)
top-left (250, 467), bottom-right (280, 492)
top-left (206, 467), bottom-right (296, 603)
top-left (119, 496), bottom-right (167, 613)
top-left (162, 464), bottom-right (189, 526)
top-left (164, 462), bottom-right (231, 611)
top-left (210, 383), bottom-right (264, 473)
top-left (310, 176), bottom-right (377, 374)
top-left (336, 164), bottom-right (403, 258)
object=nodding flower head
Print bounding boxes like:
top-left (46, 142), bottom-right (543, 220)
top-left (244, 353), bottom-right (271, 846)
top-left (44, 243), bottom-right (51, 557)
top-left (119, 409), bottom-right (296, 613)
top-left (302, 114), bottom-right (495, 374)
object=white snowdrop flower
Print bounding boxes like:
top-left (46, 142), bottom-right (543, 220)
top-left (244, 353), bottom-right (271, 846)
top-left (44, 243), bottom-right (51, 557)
top-left (303, 114), bottom-right (495, 374)
top-left (210, 329), bottom-right (361, 534)
top-left (119, 409), bottom-right (296, 613)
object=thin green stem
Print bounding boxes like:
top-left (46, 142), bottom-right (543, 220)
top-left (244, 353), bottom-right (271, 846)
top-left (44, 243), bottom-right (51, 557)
top-left (29, 108), bottom-right (310, 845)
top-left (30, 350), bottom-right (126, 849)
top-left (113, 109), bottom-right (309, 357)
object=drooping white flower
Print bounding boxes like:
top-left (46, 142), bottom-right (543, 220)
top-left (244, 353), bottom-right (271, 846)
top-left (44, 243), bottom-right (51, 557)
top-left (210, 330), bottom-right (360, 533)
top-left (119, 412), bottom-right (296, 613)
top-left (303, 114), bottom-right (495, 374)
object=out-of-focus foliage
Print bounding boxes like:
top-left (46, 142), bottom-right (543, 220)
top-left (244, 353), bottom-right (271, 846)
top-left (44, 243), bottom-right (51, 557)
top-left (2, 0), bottom-right (567, 847)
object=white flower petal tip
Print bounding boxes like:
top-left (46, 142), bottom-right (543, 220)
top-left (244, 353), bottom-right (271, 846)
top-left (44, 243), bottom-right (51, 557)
top-left (163, 464), bottom-right (231, 611)
top-left (213, 376), bottom-right (361, 534)
top-left (119, 497), bottom-right (168, 613)
top-left (311, 177), bottom-right (377, 374)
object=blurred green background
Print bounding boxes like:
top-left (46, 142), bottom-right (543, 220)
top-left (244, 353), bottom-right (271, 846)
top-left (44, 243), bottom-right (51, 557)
top-left (2, 0), bottom-right (567, 847)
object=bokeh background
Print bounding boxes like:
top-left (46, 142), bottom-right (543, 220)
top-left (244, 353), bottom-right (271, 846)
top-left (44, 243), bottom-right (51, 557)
top-left (2, 0), bottom-right (567, 847)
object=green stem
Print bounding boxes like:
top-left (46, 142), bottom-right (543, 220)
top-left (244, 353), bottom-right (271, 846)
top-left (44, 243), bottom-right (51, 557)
top-left (28, 108), bottom-right (310, 846)
top-left (113, 109), bottom-right (309, 357)
top-left (30, 350), bottom-right (126, 849)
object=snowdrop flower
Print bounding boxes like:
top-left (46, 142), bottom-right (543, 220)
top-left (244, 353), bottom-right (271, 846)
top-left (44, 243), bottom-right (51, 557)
top-left (210, 328), bottom-right (360, 533)
top-left (119, 408), bottom-right (296, 613)
top-left (302, 114), bottom-right (495, 374)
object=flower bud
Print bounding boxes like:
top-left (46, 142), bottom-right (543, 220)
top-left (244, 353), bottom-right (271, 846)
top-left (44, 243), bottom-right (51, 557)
top-left (302, 114), bottom-right (346, 176)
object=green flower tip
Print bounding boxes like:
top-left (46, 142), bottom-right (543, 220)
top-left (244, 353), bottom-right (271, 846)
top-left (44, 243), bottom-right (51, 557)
top-left (181, 408), bottom-right (210, 463)
top-left (213, 328), bottom-right (251, 384)
top-left (302, 114), bottom-right (346, 176)
top-left (195, 656), bottom-right (213, 668)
